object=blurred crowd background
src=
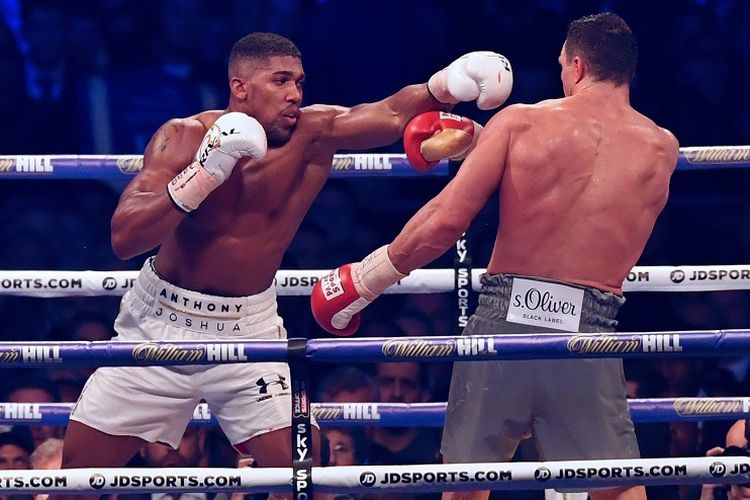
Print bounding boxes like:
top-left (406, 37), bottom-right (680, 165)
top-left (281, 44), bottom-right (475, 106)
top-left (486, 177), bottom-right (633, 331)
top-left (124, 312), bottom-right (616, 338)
top-left (1, 0), bottom-right (750, 498)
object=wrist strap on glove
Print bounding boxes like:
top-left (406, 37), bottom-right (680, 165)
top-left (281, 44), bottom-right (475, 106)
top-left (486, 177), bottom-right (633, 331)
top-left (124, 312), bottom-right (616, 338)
top-left (354, 245), bottom-right (408, 300)
top-left (167, 161), bottom-right (222, 213)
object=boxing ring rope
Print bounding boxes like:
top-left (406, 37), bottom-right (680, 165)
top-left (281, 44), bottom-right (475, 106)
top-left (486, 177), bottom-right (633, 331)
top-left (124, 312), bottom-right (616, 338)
top-left (1, 330), bottom-right (750, 366)
top-left (1, 264), bottom-right (750, 297)
top-left (3, 150), bottom-right (750, 496)
top-left (0, 154), bottom-right (449, 178)
top-left (1, 456), bottom-right (749, 494)
top-left (2, 398), bottom-right (749, 427)
top-left (0, 146), bottom-right (747, 179)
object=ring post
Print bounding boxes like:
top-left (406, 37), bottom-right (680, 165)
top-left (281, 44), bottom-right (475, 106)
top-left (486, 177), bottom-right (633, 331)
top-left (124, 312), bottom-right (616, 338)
top-left (288, 338), bottom-right (313, 499)
top-left (455, 231), bottom-right (472, 331)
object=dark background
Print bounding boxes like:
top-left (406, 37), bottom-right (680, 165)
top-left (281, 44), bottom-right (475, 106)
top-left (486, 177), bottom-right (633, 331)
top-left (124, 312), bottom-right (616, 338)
top-left (0, 0), bottom-right (749, 491)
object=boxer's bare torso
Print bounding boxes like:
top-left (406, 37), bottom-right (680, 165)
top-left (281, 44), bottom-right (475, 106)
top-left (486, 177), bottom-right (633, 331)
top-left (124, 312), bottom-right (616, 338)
top-left (148, 107), bottom-right (334, 296)
top-left (390, 85), bottom-right (678, 295)
top-left (111, 55), bottom-right (441, 296)
top-left (488, 90), bottom-right (678, 293)
top-left (61, 34), bottom-right (464, 500)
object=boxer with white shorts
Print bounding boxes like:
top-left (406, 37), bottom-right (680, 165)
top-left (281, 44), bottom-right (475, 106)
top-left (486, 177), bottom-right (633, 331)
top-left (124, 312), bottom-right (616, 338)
top-left (71, 258), bottom-right (292, 449)
top-left (57, 31), bottom-right (512, 500)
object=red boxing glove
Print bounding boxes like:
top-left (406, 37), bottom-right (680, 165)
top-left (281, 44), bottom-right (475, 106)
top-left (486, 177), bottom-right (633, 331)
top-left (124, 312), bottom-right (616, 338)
top-left (403, 111), bottom-right (480, 171)
top-left (311, 264), bottom-right (365, 336)
top-left (311, 246), bottom-right (407, 336)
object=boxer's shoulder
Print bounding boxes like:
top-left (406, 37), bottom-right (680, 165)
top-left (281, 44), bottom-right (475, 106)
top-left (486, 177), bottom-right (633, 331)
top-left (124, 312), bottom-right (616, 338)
top-left (193, 109), bottom-right (228, 131)
top-left (151, 111), bottom-right (220, 151)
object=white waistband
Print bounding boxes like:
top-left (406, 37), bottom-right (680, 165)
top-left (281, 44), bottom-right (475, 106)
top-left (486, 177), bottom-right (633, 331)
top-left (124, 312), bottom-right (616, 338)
top-left (132, 257), bottom-right (277, 323)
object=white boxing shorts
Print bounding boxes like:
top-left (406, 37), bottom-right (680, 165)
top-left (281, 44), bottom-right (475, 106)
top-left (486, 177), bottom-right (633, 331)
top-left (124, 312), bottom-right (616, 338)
top-left (70, 257), bottom-right (294, 448)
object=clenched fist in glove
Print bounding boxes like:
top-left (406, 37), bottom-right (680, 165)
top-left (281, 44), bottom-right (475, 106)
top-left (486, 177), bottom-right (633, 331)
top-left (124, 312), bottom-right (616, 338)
top-left (311, 246), bottom-right (407, 336)
top-left (403, 111), bottom-right (483, 171)
top-left (428, 51), bottom-right (513, 110)
top-left (168, 112), bottom-right (267, 212)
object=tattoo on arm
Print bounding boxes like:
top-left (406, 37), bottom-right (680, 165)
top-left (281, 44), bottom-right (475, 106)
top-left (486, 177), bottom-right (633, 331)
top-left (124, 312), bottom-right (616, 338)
top-left (153, 123), bottom-right (181, 153)
top-left (154, 130), bottom-right (169, 153)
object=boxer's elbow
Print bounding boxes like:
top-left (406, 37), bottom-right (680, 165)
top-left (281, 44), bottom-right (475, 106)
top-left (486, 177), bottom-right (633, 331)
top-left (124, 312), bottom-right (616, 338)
top-left (428, 208), bottom-right (470, 248)
top-left (111, 237), bottom-right (154, 261)
top-left (379, 105), bottom-right (406, 141)
top-left (111, 220), bottom-right (147, 260)
top-left (111, 228), bottom-right (136, 260)
top-left (111, 243), bottom-right (136, 261)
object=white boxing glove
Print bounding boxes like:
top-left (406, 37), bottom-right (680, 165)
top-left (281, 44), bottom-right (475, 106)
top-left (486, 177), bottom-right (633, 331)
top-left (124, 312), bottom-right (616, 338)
top-left (428, 51), bottom-right (513, 110)
top-left (168, 112), bottom-right (267, 212)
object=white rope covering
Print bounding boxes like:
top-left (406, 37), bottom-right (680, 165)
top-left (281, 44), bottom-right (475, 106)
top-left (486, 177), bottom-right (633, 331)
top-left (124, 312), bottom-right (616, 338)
top-left (0, 467), bottom-right (288, 494)
top-left (1, 457), bottom-right (748, 494)
top-left (0, 265), bottom-right (749, 297)
top-left (317, 457), bottom-right (750, 492)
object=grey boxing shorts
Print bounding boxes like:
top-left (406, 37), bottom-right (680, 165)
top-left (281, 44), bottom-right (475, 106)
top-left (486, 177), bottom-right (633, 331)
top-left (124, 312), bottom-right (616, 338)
top-left (441, 273), bottom-right (639, 463)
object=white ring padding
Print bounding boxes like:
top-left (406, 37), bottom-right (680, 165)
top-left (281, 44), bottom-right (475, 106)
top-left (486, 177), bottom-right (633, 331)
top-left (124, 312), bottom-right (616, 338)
top-left (0, 467), bottom-right (289, 494)
top-left (316, 457), bottom-right (750, 492)
top-left (1, 457), bottom-right (748, 494)
top-left (0, 265), bottom-right (749, 297)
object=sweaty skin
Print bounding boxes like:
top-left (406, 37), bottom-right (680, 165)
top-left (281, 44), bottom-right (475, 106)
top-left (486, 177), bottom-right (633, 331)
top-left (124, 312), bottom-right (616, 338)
top-left (488, 93), bottom-right (675, 293)
top-left (58, 54), bottom-right (445, 500)
top-left (389, 53), bottom-right (678, 296)
top-left (111, 55), bottom-right (444, 296)
top-left (386, 41), bottom-right (678, 500)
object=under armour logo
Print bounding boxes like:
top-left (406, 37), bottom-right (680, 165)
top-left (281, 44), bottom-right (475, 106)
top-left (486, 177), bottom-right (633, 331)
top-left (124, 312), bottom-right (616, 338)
top-left (256, 374), bottom-right (289, 394)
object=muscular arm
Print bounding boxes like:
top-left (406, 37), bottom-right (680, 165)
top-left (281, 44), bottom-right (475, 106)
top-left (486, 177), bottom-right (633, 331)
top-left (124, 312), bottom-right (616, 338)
top-left (388, 106), bottom-right (520, 272)
top-left (662, 128), bottom-right (680, 173)
top-left (652, 127), bottom-right (679, 212)
top-left (315, 84), bottom-right (448, 150)
top-left (110, 119), bottom-right (204, 259)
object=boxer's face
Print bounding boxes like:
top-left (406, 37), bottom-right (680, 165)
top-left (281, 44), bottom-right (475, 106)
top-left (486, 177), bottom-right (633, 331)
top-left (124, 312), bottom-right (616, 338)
top-left (231, 56), bottom-right (304, 147)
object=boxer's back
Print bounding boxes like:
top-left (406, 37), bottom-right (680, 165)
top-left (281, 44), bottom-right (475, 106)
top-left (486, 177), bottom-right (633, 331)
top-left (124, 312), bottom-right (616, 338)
top-left (488, 93), bottom-right (677, 293)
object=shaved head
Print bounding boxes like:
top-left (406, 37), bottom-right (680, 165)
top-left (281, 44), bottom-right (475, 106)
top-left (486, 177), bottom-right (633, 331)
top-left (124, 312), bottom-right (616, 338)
top-left (228, 32), bottom-right (301, 76)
